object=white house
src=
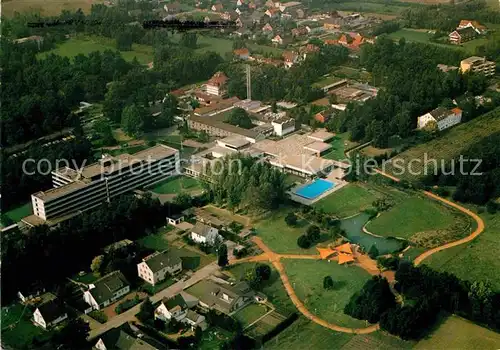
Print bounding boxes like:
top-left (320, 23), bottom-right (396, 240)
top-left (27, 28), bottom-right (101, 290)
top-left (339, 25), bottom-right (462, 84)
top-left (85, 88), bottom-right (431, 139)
top-left (137, 250), bottom-right (182, 286)
top-left (237, 0), bottom-right (244, 5)
top-left (272, 34), bottom-right (283, 45)
top-left (83, 271), bottom-right (130, 310)
top-left (33, 300), bottom-right (68, 330)
top-left (417, 107), bottom-right (463, 131)
top-left (95, 328), bottom-right (158, 350)
top-left (206, 71), bottom-right (228, 97)
top-left (166, 213), bottom-right (184, 226)
top-left (190, 222), bottom-right (222, 245)
top-left (154, 294), bottom-right (189, 322)
top-left (271, 117), bottom-right (295, 136)
top-left (183, 310), bottom-right (208, 331)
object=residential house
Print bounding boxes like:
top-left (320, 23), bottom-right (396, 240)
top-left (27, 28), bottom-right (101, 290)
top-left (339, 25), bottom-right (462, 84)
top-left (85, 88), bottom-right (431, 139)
top-left (458, 20), bottom-right (486, 34)
top-left (191, 222), bottom-right (223, 245)
top-left (94, 326), bottom-right (162, 350)
top-left (167, 213), bottom-right (184, 226)
top-left (137, 250), bottom-right (182, 286)
top-left (272, 34), bottom-right (283, 45)
top-left (324, 39), bottom-right (338, 45)
top-left (206, 71), bottom-right (229, 96)
top-left (417, 107), bottom-right (463, 131)
top-left (300, 43), bottom-right (320, 59)
top-left (83, 271), bottom-right (130, 310)
top-left (234, 47), bottom-right (250, 60)
top-left (282, 50), bottom-right (299, 68)
top-left (18, 287), bottom-right (46, 304)
top-left (163, 2), bottom-right (181, 13)
top-left (449, 27), bottom-right (477, 45)
top-left (314, 109), bottom-right (333, 124)
top-left (262, 23), bottom-right (273, 32)
top-left (249, 1), bottom-right (257, 9)
top-left (183, 310), bottom-right (208, 331)
top-left (460, 56), bottom-right (496, 76)
top-left (211, 3), bottom-right (223, 11)
top-left (265, 7), bottom-right (280, 18)
top-left (338, 34), bottom-right (350, 46)
top-left (236, 8), bottom-right (242, 15)
top-left (195, 280), bottom-right (257, 315)
top-left (323, 17), bottom-right (342, 30)
top-left (278, 1), bottom-right (301, 12)
top-left (33, 300), bottom-right (68, 330)
top-left (221, 11), bottom-right (239, 21)
top-left (291, 26), bottom-right (308, 37)
top-left (237, 0), bottom-right (244, 6)
top-left (154, 294), bottom-right (189, 322)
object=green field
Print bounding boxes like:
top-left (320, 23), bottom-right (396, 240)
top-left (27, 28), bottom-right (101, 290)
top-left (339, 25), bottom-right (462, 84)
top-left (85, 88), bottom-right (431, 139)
top-left (365, 196), bottom-right (457, 239)
top-left (253, 209), bottom-right (319, 254)
top-left (322, 132), bottom-right (359, 161)
top-left (423, 209), bottom-right (500, 290)
top-left (342, 332), bottom-right (414, 349)
top-left (2, 0), bottom-right (104, 17)
top-left (149, 176), bottom-right (201, 195)
top-left (314, 184), bottom-right (382, 218)
top-left (38, 35), bottom-right (154, 64)
top-left (386, 108), bottom-right (500, 181)
top-left (415, 315), bottom-right (500, 349)
top-left (283, 260), bottom-right (372, 328)
top-left (313, 75), bottom-right (343, 89)
top-left (137, 228), bottom-right (173, 251)
top-left (333, 1), bottom-right (408, 15)
top-left (1, 303), bottom-right (54, 348)
top-left (234, 303), bottom-right (269, 328)
top-left (1, 202), bottom-right (32, 226)
top-left (333, 66), bottom-right (372, 82)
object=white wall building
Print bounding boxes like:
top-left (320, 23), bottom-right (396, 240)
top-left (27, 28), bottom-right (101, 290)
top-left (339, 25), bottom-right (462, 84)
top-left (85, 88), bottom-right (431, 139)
top-left (271, 117), bottom-right (296, 136)
top-left (190, 222), bottom-right (222, 245)
top-left (83, 271), bottom-right (130, 310)
top-left (33, 300), bottom-right (68, 329)
top-left (417, 107), bottom-right (463, 131)
top-left (137, 251), bottom-right (182, 286)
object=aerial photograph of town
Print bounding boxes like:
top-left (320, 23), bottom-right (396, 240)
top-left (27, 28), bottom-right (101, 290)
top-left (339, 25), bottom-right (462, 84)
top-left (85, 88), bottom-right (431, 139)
top-left (1, 0), bottom-right (500, 348)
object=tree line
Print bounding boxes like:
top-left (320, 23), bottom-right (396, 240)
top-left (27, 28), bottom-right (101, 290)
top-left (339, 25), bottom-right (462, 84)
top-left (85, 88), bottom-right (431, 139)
top-left (1, 194), bottom-right (164, 304)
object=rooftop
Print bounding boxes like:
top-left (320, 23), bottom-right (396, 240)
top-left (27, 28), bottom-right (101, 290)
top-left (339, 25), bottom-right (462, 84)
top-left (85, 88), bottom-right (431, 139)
top-left (218, 135), bottom-right (251, 149)
top-left (36, 299), bottom-right (66, 323)
top-left (303, 141), bottom-right (332, 153)
top-left (189, 114), bottom-right (260, 139)
top-left (89, 271), bottom-right (129, 305)
top-left (192, 222), bottom-right (216, 238)
top-left (461, 56), bottom-right (490, 64)
top-left (308, 130), bottom-right (335, 142)
top-left (143, 250), bottom-right (182, 272)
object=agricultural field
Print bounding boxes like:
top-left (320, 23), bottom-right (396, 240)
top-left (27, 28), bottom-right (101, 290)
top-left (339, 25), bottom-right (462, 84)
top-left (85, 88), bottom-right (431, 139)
top-left (322, 132), bottom-right (359, 161)
top-left (283, 260), bottom-right (372, 328)
top-left (422, 209), bottom-right (500, 290)
top-left (253, 209), bottom-right (320, 254)
top-left (414, 315), bottom-right (500, 349)
top-left (245, 309), bottom-right (287, 339)
top-left (385, 107), bottom-right (500, 181)
top-left (38, 35), bottom-right (154, 65)
top-left (314, 183), bottom-right (382, 218)
top-left (332, 1), bottom-right (409, 15)
top-left (1, 202), bottom-right (32, 226)
top-left (365, 196), bottom-right (459, 240)
top-left (2, 0), bottom-right (104, 17)
top-left (341, 332), bottom-right (414, 349)
top-left (149, 175), bottom-right (202, 195)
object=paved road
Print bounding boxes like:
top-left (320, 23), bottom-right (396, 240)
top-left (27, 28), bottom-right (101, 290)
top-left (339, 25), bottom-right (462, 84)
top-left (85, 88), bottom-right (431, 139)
top-left (88, 262), bottom-right (219, 340)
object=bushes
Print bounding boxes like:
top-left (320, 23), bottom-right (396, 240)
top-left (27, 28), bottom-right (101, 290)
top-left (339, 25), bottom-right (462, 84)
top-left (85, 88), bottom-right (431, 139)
top-left (377, 256), bottom-right (400, 270)
top-left (297, 235), bottom-right (311, 249)
top-left (234, 246), bottom-right (248, 259)
top-left (323, 276), bottom-right (334, 290)
top-left (115, 295), bottom-right (141, 314)
top-left (285, 212), bottom-right (298, 226)
top-left (89, 310), bottom-right (108, 323)
top-left (297, 224), bottom-right (321, 249)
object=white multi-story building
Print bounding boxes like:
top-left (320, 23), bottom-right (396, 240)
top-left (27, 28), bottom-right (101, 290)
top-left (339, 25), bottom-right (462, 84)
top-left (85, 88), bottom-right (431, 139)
top-left (460, 56), bottom-right (496, 77)
top-left (137, 250), bottom-right (182, 286)
top-left (83, 271), bottom-right (130, 310)
top-left (24, 145), bottom-right (180, 226)
top-left (206, 71), bottom-right (228, 96)
top-left (417, 107), bottom-right (463, 131)
top-left (271, 117), bottom-right (295, 136)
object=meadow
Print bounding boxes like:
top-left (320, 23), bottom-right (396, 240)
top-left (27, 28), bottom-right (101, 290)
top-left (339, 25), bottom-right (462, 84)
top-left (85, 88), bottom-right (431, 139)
top-left (2, 0), bottom-right (103, 17)
top-left (322, 132), bottom-right (359, 161)
top-left (149, 176), bottom-right (202, 195)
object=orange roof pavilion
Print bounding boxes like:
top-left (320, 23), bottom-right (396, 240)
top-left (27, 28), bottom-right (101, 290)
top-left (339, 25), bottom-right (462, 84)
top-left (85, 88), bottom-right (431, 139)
top-left (338, 253), bottom-right (355, 265)
top-left (317, 247), bottom-right (336, 260)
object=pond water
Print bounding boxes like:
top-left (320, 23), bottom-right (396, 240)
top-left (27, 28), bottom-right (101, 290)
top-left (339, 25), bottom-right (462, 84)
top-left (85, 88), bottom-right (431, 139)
top-left (340, 213), bottom-right (405, 255)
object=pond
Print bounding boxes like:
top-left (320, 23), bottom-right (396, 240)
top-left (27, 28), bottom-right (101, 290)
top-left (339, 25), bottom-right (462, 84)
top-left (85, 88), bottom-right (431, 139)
top-left (340, 213), bottom-right (405, 255)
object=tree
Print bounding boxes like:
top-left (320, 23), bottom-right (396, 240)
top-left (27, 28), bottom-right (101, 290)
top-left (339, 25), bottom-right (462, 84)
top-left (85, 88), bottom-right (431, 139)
top-left (138, 297), bottom-right (155, 321)
top-left (297, 235), bottom-right (311, 249)
top-left (180, 32), bottom-right (198, 49)
top-left (306, 225), bottom-right (320, 242)
top-left (90, 255), bottom-right (104, 275)
top-left (271, 100), bottom-right (278, 113)
top-left (323, 276), bottom-right (334, 290)
top-left (285, 212), bottom-right (298, 226)
top-left (368, 245), bottom-right (379, 259)
top-left (486, 200), bottom-right (498, 214)
top-left (218, 244), bottom-right (229, 267)
top-left (225, 107), bottom-right (253, 129)
top-left (121, 104), bottom-right (145, 137)
top-left (52, 318), bottom-right (90, 349)
top-left (158, 94), bottom-right (179, 128)
top-left (173, 192), bottom-right (193, 209)
top-left (255, 264), bottom-right (271, 281)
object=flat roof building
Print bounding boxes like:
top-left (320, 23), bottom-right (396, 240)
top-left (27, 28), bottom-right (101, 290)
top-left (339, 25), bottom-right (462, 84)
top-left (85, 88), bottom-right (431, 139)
top-left (24, 145), bottom-right (180, 226)
top-left (460, 56), bottom-right (495, 77)
top-left (308, 130), bottom-right (335, 142)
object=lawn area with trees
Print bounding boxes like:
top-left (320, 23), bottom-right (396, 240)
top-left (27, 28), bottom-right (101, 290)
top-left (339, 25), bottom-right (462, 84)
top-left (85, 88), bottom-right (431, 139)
top-left (233, 303), bottom-right (269, 328)
top-left (321, 132), bottom-right (359, 161)
top-left (313, 184), bottom-right (383, 218)
top-left (365, 196), bottom-right (458, 239)
top-left (149, 176), bottom-right (202, 195)
top-left (282, 260), bottom-right (372, 328)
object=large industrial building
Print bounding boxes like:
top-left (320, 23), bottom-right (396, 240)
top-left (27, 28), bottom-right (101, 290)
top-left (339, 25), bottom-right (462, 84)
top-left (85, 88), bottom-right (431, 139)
top-left (22, 145), bottom-right (180, 227)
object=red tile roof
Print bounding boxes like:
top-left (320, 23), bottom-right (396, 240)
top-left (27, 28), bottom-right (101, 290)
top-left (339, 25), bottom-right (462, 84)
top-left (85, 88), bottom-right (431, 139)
top-left (234, 48), bottom-right (250, 56)
top-left (207, 71), bottom-right (228, 87)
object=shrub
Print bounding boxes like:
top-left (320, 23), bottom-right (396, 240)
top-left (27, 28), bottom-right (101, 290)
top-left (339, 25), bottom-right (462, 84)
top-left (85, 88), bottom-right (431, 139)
top-left (256, 264), bottom-right (271, 281)
top-left (368, 245), bottom-right (379, 259)
top-left (323, 276), bottom-right (334, 290)
top-left (297, 235), bottom-right (311, 249)
top-left (306, 225), bottom-right (320, 241)
top-left (285, 212), bottom-right (298, 226)
top-left (115, 295), bottom-right (141, 314)
top-left (89, 310), bottom-right (108, 323)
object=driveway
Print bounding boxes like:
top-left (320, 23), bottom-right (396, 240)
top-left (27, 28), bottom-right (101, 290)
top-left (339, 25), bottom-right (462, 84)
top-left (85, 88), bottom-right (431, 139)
top-left (88, 262), bottom-right (219, 340)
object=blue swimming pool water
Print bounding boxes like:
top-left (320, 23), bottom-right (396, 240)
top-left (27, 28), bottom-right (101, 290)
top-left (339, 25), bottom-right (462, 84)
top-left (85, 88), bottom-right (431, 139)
top-left (295, 179), bottom-right (335, 199)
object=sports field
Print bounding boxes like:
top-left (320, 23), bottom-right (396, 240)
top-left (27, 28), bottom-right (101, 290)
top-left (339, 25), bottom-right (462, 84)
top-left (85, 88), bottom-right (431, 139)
top-left (414, 315), bottom-right (500, 349)
top-left (386, 107), bottom-right (500, 181)
top-left (365, 196), bottom-right (457, 239)
top-left (38, 35), bottom-right (154, 64)
top-left (313, 75), bottom-right (343, 89)
top-left (150, 176), bottom-right (201, 195)
top-left (283, 260), bottom-right (372, 328)
top-left (2, 0), bottom-right (103, 17)
top-left (314, 184), bottom-right (382, 218)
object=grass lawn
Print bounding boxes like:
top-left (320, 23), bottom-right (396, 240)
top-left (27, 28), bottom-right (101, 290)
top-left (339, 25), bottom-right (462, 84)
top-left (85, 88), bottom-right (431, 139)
top-left (234, 303), bottom-right (269, 328)
top-left (342, 331), bottom-right (415, 349)
top-left (199, 327), bottom-right (233, 350)
top-left (138, 231), bottom-right (171, 251)
top-left (253, 209), bottom-right (319, 254)
top-left (422, 210), bottom-right (500, 290)
top-left (365, 196), bottom-right (457, 239)
top-left (313, 75), bottom-right (343, 89)
top-left (283, 259), bottom-right (372, 328)
top-left (1, 202), bottom-right (32, 226)
top-left (386, 108), bottom-right (500, 181)
top-left (149, 176), bottom-right (201, 195)
top-left (314, 184), bottom-right (382, 218)
top-left (105, 145), bottom-right (148, 156)
top-left (2, 0), bottom-right (104, 17)
top-left (72, 272), bottom-right (100, 284)
top-left (322, 132), bottom-right (358, 161)
top-left (1, 303), bottom-right (53, 349)
top-left (333, 1), bottom-right (408, 15)
top-left (38, 35), bottom-right (154, 64)
top-left (175, 246), bottom-right (216, 270)
top-left (415, 314), bottom-right (500, 349)
top-left (333, 66), bottom-right (371, 82)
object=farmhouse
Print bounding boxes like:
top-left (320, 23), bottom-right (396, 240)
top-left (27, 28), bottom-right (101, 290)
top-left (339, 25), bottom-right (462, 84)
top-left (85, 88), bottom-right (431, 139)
top-left (33, 299), bottom-right (68, 330)
top-left (83, 271), bottom-right (130, 310)
top-left (417, 107), bottom-right (463, 131)
top-left (233, 48), bottom-right (250, 60)
top-left (458, 20), bottom-right (486, 34)
top-left (137, 250), bottom-right (182, 286)
top-left (449, 27), bottom-right (477, 45)
top-left (191, 222), bottom-right (223, 245)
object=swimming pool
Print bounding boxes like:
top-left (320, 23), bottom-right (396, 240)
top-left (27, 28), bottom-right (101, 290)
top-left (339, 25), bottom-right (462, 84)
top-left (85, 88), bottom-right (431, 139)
top-left (294, 179), bottom-right (335, 199)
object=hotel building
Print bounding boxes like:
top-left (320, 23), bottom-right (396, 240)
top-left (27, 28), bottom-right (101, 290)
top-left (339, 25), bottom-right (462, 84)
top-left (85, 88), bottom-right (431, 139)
top-left (23, 145), bottom-right (180, 227)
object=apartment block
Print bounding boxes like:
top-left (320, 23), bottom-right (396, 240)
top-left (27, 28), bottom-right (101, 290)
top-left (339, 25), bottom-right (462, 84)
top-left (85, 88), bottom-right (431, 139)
top-left (24, 145), bottom-right (180, 226)
top-left (460, 56), bottom-right (496, 77)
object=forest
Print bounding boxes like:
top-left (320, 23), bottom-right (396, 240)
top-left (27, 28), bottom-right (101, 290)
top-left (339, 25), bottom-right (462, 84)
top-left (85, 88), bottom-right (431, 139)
top-left (1, 193), bottom-right (165, 303)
